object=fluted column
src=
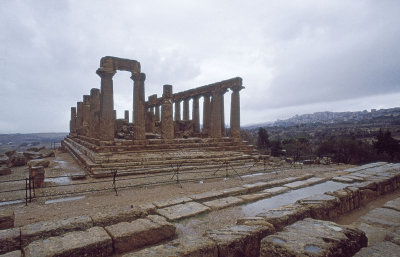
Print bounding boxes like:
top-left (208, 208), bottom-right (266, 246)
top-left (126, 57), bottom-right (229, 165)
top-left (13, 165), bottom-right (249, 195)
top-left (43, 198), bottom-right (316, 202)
top-left (97, 68), bottom-right (116, 141)
top-left (161, 85), bottom-right (174, 139)
top-left (89, 88), bottom-right (100, 139)
top-left (230, 86), bottom-right (243, 138)
top-left (192, 95), bottom-right (200, 134)
top-left (210, 89), bottom-right (222, 138)
top-left (131, 72), bottom-right (146, 142)
top-left (155, 105), bottom-right (160, 121)
top-left (183, 98), bottom-right (190, 121)
top-left (70, 107), bottom-right (77, 134)
top-left (174, 100), bottom-right (181, 121)
top-left (221, 91), bottom-right (226, 137)
top-left (82, 95), bottom-right (90, 136)
top-left (202, 93), bottom-right (211, 136)
top-left (124, 110), bottom-right (129, 121)
top-left (76, 101), bottom-right (83, 135)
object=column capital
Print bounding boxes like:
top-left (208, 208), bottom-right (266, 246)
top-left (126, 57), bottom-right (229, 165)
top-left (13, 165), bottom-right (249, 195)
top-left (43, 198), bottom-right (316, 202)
top-left (230, 85), bottom-right (244, 92)
top-left (96, 68), bottom-right (116, 78)
top-left (131, 72), bottom-right (146, 82)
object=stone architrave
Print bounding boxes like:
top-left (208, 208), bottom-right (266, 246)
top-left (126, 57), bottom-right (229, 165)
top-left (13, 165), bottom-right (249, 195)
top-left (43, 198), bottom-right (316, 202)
top-left (192, 95), bottom-right (200, 133)
top-left (124, 110), bottom-right (129, 122)
top-left (230, 85), bottom-right (243, 138)
top-left (82, 95), bottom-right (90, 136)
top-left (70, 107), bottom-right (77, 134)
top-left (76, 102), bottom-right (83, 135)
top-left (174, 100), bottom-right (181, 121)
top-left (97, 68), bottom-right (116, 141)
top-left (89, 88), bottom-right (100, 139)
top-left (131, 72), bottom-right (146, 141)
top-left (161, 85), bottom-right (174, 139)
top-left (210, 89), bottom-right (222, 138)
top-left (202, 94), bottom-right (211, 136)
top-left (183, 98), bottom-right (190, 121)
top-left (155, 105), bottom-right (160, 121)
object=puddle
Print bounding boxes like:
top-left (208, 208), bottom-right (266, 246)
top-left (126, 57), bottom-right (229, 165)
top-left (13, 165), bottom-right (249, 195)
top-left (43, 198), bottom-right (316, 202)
top-left (304, 245), bottom-right (322, 253)
top-left (0, 199), bottom-right (24, 207)
top-left (45, 176), bottom-right (71, 185)
top-left (45, 195), bottom-right (85, 204)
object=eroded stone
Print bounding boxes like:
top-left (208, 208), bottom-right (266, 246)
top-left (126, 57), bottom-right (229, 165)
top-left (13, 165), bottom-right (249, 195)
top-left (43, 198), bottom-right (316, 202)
top-left (91, 207), bottom-right (146, 227)
top-left (0, 228), bottom-right (20, 255)
top-left (360, 207), bottom-right (400, 227)
top-left (153, 196), bottom-right (192, 208)
top-left (353, 241), bottom-right (400, 257)
top-left (156, 202), bottom-right (210, 221)
top-left (203, 196), bottom-right (244, 210)
top-left (0, 209), bottom-right (14, 230)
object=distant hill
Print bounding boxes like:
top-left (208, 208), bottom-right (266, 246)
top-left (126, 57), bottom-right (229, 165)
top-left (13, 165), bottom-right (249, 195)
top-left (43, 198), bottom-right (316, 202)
top-left (0, 132), bottom-right (68, 153)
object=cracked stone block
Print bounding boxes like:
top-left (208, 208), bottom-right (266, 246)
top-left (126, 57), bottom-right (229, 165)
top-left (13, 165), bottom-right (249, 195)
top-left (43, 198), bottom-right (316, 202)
top-left (0, 209), bottom-right (14, 230)
top-left (203, 196), bottom-right (244, 210)
top-left (260, 218), bottom-right (367, 257)
top-left (156, 202), bottom-right (210, 221)
top-left (23, 226), bottom-right (112, 257)
top-left (0, 228), bottom-right (20, 254)
top-left (104, 215), bottom-right (175, 253)
top-left (21, 215), bottom-right (93, 247)
top-left (353, 241), bottom-right (400, 257)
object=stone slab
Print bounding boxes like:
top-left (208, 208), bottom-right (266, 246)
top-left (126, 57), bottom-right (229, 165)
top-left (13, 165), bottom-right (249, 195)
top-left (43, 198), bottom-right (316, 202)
top-left (189, 191), bottom-right (224, 202)
top-left (156, 201), bottom-right (210, 221)
top-left (383, 197), bottom-right (400, 212)
top-left (0, 165), bottom-right (11, 176)
top-left (385, 227), bottom-right (400, 246)
top-left (23, 226), bottom-right (112, 257)
top-left (284, 177), bottom-right (327, 189)
top-left (262, 186), bottom-right (289, 195)
top-left (218, 186), bottom-right (248, 196)
top-left (0, 250), bottom-right (22, 257)
top-left (353, 241), bottom-right (400, 257)
top-left (153, 196), bottom-right (192, 208)
top-left (0, 228), bottom-right (20, 255)
top-left (297, 193), bottom-right (340, 219)
top-left (242, 182), bottom-right (270, 193)
top-left (104, 215), bottom-right (175, 254)
top-left (358, 222), bottom-right (388, 246)
top-left (91, 207), bottom-right (146, 227)
top-left (332, 176), bottom-right (356, 183)
top-left (21, 215), bottom-right (93, 247)
top-left (256, 204), bottom-right (311, 230)
top-left (122, 236), bottom-right (218, 257)
top-left (360, 207), bottom-right (400, 227)
top-left (0, 209), bottom-right (14, 230)
top-left (203, 196), bottom-right (244, 210)
top-left (239, 193), bottom-right (270, 203)
top-left (260, 218), bottom-right (367, 257)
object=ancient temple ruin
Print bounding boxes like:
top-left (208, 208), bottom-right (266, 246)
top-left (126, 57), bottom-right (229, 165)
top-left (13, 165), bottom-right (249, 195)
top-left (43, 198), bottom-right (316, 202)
top-left (63, 56), bottom-right (255, 176)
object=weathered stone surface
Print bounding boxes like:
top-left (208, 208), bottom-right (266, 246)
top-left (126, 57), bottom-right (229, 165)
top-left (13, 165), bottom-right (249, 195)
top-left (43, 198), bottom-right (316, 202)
top-left (296, 193), bottom-right (341, 219)
top-left (203, 196), bottom-right (244, 210)
top-left (23, 226), bottom-right (112, 257)
top-left (0, 165), bottom-right (11, 176)
top-left (38, 148), bottom-right (55, 158)
top-left (242, 182), bottom-right (270, 193)
top-left (21, 215), bottom-right (93, 247)
top-left (0, 155), bottom-right (9, 165)
top-left (137, 203), bottom-right (157, 215)
top-left (218, 186), bottom-right (248, 196)
top-left (156, 202), bottom-right (210, 221)
top-left (383, 197), bottom-right (400, 212)
top-left (236, 217), bottom-right (276, 230)
top-left (4, 151), bottom-right (15, 158)
top-left (104, 215), bottom-right (175, 253)
top-left (8, 153), bottom-right (26, 167)
top-left (0, 228), bottom-right (20, 254)
top-left (353, 241), bottom-right (400, 257)
top-left (283, 177), bottom-right (327, 189)
top-left (256, 204), bottom-right (311, 231)
top-left (0, 250), bottom-right (22, 257)
top-left (332, 176), bottom-right (356, 183)
top-left (0, 209), bottom-right (14, 230)
top-left (27, 159), bottom-right (50, 168)
top-left (385, 227), bottom-right (400, 246)
top-left (153, 196), bottom-right (192, 208)
top-left (360, 207), bottom-right (400, 227)
top-left (90, 207), bottom-right (146, 227)
top-left (23, 151), bottom-right (42, 160)
top-left (239, 193), bottom-right (270, 202)
top-left (206, 225), bottom-right (272, 257)
top-left (358, 222), bottom-right (388, 246)
top-left (260, 218), bottom-right (367, 257)
top-left (262, 186), bottom-right (289, 195)
top-left (189, 191), bottom-right (224, 202)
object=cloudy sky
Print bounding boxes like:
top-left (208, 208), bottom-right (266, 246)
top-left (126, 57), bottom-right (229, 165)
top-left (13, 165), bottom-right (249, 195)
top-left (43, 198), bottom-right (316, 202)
top-left (1, 0), bottom-right (399, 133)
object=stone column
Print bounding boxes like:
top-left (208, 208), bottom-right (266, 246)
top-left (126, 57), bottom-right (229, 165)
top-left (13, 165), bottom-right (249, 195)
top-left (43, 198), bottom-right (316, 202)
top-left (202, 93), bottom-right (211, 136)
top-left (70, 107), bottom-right (77, 134)
top-left (230, 86), bottom-right (243, 138)
top-left (155, 105), bottom-right (160, 121)
top-left (131, 72), bottom-right (146, 142)
top-left (161, 85), bottom-right (174, 139)
top-left (89, 88), bottom-right (100, 139)
top-left (174, 100), bottom-right (181, 121)
top-left (183, 98), bottom-right (190, 121)
top-left (76, 101), bottom-right (83, 135)
top-left (210, 89), bottom-right (222, 138)
top-left (192, 95), bottom-right (200, 134)
top-left (82, 95), bottom-right (90, 136)
top-left (97, 68), bottom-right (116, 141)
top-left (221, 91), bottom-right (226, 137)
top-left (124, 110), bottom-right (129, 122)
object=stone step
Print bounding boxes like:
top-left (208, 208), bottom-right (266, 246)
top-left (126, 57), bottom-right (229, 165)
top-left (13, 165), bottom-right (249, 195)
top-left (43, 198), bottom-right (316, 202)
top-left (0, 209), bottom-right (14, 230)
top-left (0, 228), bottom-right (20, 255)
top-left (353, 241), bottom-right (400, 257)
top-left (155, 202), bottom-right (211, 221)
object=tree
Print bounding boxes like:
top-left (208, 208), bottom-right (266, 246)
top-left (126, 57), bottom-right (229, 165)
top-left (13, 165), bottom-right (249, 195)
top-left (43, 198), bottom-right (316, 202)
top-left (373, 130), bottom-right (400, 160)
top-left (257, 127), bottom-right (270, 150)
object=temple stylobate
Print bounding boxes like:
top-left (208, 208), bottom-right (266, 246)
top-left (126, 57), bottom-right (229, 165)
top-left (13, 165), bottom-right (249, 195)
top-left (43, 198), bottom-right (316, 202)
top-left (64, 56), bottom-right (254, 177)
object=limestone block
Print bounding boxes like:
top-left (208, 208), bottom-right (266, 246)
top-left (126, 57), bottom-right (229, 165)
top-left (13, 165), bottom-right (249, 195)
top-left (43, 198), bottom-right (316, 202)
top-left (0, 155), bottom-right (9, 165)
top-left (256, 204), bottom-right (311, 231)
top-left (218, 186), bottom-right (248, 197)
top-left (332, 176), bottom-right (356, 183)
top-left (383, 197), bottom-right (400, 212)
top-left (385, 227), bottom-right (400, 246)
top-left (360, 207), bottom-right (400, 227)
top-left (27, 159), bottom-right (50, 168)
top-left (203, 196), bottom-right (244, 210)
top-left (358, 222), bottom-right (388, 246)
top-left (206, 225), bottom-right (272, 257)
top-left (21, 215), bottom-right (93, 247)
top-left (189, 191), bottom-right (224, 202)
top-left (137, 203), bottom-right (157, 215)
top-left (236, 217), bottom-right (276, 230)
top-left (0, 228), bottom-right (20, 254)
top-left (91, 207), bottom-right (146, 227)
top-left (296, 193), bottom-right (341, 219)
top-left (353, 241), bottom-right (400, 257)
top-left (104, 215), bottom-right (175, 253)
top-left (262, 186), bottom-right (289, 195)
top-left (8, 153), bottom-right (26, 167)
top-left (242, 182), bottom-right (270, 193)
top-left (260, 218), bottom-right (367, 257)
top-left (239, 193), bottom-right (270, 203)
top-left (0, 209), bottom-right (14, 229)
top-left (0, 165), bottom-right (11, 176)
top-left (284, 177), bottom-right (327, 189)
top-left (153, 196), bottom-right (192, 208)
top-left (23, 151), bottom-right (42, 160)
top-left (156, 202), bottom-right (210, 221)
top-left (23, 226), bottom-right (112, 257)
top-left (0, 250), bottom-right (22, 257)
